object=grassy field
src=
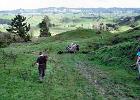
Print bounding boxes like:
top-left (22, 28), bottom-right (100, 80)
top-left (0, 28), bottom-right (140, 99)
top-left (1, 12), bottom-right (137, 36)
top-left (0, 13), bottom-right (93, 35)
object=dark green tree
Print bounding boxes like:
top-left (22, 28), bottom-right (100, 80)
top-left (39, 16), bottom-right (51, 37)
top-left (6, 15), bottom-right (30, 42)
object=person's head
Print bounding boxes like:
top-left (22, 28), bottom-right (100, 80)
top-left (39, 52), bottom-right (43, 55)
top-left (138, 48), bottom-right (140, 52)
top-left (44, 48), bottom-right (47, 51)
top-left (71, 43), bottom-right (74, 45)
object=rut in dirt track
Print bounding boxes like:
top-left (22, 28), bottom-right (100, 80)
top-left (75, 61), bottom-right (137, 99)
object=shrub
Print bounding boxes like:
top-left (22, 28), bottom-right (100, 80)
top-left (92, 41), bottom-right (140, 66)
top-left (110, 35), bottom-right (124, 45)
top-left (96, 31), bottom-right (101, 34)
top-left (0, 32), bottom-right (12, 47)
top-left (39, 16), bottom-right (51, 37)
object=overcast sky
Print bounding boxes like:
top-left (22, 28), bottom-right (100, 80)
top-left (0, 0), bottom-right (140, 10)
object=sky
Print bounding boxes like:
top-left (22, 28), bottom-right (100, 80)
top-left (0, 0), bottom-right (140, 11)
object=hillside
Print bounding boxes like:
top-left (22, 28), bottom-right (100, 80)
top-left (0, 28), bottom-right (140, 100)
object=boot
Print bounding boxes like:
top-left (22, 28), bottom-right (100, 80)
top-left (39, 76), bottom-right (43, 82)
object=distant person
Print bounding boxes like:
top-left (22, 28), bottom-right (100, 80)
top-left (66, 43), bottom-right (80, 53)
top-left (76, 44), bottom-right (80, 51)
top-left (136, 48), bottom-right (140, 80)
top-left (70, 43), bottom-right (74, 47)
top-left (36, 52), bottom-right (48, 82)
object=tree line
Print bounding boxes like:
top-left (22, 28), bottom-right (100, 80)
top-left (6, 15), bottom-right (51, 42)
top-left (0, 19), bottom-right (11, 25)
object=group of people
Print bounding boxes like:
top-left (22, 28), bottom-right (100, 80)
top-left (35, 45), bottom-right (140, 82)
top-left (66, 43), bottom-right (79, 53)
top-left (35, 43), bottom-right (80, 82)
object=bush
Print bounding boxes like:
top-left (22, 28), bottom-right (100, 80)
top-left (88, 42), bottom-right (104, 50)
top-left (110, 35), bottom-right (124, 45)
top-left (0, 32), bottom-right (12, 47)
top-left (92, 41), bottom-right (140, 66)
top-left (0, 41), bottom-right (8, 48)
top-left (96, 31), bottom-right (101, 34)
top-left (39, 16), bottom-right (51, 37)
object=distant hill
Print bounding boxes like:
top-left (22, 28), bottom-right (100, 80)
top-left (0, 19), bottom-right (11, 25)
top-left (118, 15), bottom-right (140, 25)
top-left (0, 7), bottom-right (140, 14)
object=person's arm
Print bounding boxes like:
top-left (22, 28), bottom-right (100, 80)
top-left (45, 55), bottom-right (48, 62)
top-left (136, 57), bottom-right (140, 64)
top-left (36, 57), bottom-right (39, 66)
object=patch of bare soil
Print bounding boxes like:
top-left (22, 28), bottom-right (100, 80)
top-left (75, 61), bottom-right (137, 100)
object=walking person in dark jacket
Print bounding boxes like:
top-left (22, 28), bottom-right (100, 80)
top-left (36, 52), bottom-right (48, 82)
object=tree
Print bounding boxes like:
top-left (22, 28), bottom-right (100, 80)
top-left (6, 15), bottom-right (30, 42)
top-left (39, 16), bottom-right (51, 37)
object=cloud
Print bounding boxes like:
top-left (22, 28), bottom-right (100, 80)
top-left (0, 0), bottom-right (140, 10)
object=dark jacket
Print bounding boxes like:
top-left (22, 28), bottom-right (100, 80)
top-left (37, 55), bottom-right (48, 67)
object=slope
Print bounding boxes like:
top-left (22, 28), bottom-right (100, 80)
top-left (0, 28), bottom-right (140, 100)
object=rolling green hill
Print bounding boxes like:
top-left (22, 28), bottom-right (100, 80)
top-left (0, 28), bottom-right (140, 100)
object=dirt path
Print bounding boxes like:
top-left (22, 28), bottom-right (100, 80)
top-left (75, 61), bottom-right (137, 100)
top-left (75, 61), bottom-right (108, 98)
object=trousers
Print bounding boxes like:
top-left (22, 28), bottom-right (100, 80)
top-left (38, 65), bottom-right (46, 78)
top-left (138, 63), bottom-right (140, 74)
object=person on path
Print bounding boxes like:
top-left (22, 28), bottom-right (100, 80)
top-left (136, 48), bottom-right (140, 80)
top-left (36, 52), bottom-right (48, 81)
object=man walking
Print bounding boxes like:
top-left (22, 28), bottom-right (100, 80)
top-left (36, 52), bottom-right (48, 82)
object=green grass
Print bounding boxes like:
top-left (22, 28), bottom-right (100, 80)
top-left (0, 53), bottom-right (101, 100)
top-left (0, 29), bottom-right (104, 99)
top-left (1, 13), bottom-right (136, 36)
top-left (0, 23), bottom-right (140, 99)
